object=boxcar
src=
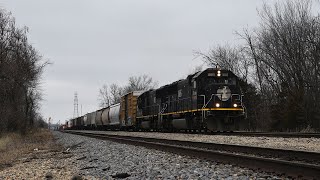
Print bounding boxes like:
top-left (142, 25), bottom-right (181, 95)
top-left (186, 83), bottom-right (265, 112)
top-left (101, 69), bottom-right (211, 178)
top-left (120, 91), bottom-right (144, 127)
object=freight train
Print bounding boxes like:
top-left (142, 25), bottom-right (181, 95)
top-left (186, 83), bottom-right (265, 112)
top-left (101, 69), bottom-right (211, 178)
top-left (64, 68), bottom-right (246, 132)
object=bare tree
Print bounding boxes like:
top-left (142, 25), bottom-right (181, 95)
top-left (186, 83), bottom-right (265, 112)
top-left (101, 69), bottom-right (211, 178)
top-left (98, 85), bottom-right (111, 107)
top-left (124, 75), bottom-right (158, 93)
top-left (195, 45), bottom-right (252, 82)
top-left (187, 65), bottom-right (203, 75)
top-left (109, 83), bottom-right (123, 105)
top-left (241, 0), bottom-right (320, 131)
top-left (0, 9), bottom-right (47, 135)
top-left (197, 0), bottom-right (320, 131)
top-left (98, 75), bottom-right (157, 107)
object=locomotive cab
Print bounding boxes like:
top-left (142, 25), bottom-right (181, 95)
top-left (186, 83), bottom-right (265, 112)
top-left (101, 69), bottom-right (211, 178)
top-left (194, 68), bottom-right (245, 131)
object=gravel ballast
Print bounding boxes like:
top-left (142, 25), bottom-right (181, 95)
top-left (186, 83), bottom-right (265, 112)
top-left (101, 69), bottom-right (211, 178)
top-left (0, 131), bottom-right (288, 179)
top-left (81, 130), bottom-right (320, 153)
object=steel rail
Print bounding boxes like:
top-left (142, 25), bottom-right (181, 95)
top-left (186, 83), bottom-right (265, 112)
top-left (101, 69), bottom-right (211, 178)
top-left (161, 130), bottom-right (320, 138)
top-left (206, 131), bottom-right (320, 138)
top-left (64, 130), bottom-right (320, 179)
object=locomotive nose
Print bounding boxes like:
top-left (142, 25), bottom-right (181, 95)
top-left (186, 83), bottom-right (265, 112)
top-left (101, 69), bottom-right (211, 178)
top-left (216, 86), bottom-right (231, 101)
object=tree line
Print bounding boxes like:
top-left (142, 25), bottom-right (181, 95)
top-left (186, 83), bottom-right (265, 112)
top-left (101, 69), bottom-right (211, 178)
top-left (0, 9), bottom-right (48, 135)
top-left (197, 0), bottom-right (320, 131)
top-left (98, 75), bottom-right (158, 107)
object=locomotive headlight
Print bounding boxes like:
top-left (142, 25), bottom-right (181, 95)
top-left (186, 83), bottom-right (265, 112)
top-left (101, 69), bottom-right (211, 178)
top-left (233, 103), bottom-right (238, 107)
top-left (217, 70), bottom-right (221, 77)
top-left (215, 103), bottom-right (220, 107)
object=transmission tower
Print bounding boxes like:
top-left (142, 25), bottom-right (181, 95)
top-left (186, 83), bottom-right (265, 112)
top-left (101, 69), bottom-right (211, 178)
top-left (73, 92), bottom-right (79, 118)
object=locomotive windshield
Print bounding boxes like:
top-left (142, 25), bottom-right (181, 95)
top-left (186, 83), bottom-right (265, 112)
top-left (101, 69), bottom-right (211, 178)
top-left (207, 77), bottom-right (236, 85)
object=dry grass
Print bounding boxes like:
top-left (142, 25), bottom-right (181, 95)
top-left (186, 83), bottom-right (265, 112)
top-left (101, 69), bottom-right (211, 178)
top-left (0, 136), bottom-right (12, 152)
top-left (0, 129), bottom-right (61, 170)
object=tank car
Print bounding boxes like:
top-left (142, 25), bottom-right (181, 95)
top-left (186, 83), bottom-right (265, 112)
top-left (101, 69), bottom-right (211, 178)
top-left (95, 108), bottom-right (104, 129)
top-left (101, 107), bottom-right (109, 127)
top-left (75, 116), bottom-right (84, 129)
top-left (136, 68), bottom-right (245, 131)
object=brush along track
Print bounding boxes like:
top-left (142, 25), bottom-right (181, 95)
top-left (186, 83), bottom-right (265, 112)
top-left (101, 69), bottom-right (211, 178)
top-left (64, 130), bottom-right (320, 179)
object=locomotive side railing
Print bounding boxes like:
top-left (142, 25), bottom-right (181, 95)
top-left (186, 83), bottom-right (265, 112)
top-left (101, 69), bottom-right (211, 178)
top-left (160, 103), bottom-right (167, 114)
top-left (138, 92), bottom-right (244, 118)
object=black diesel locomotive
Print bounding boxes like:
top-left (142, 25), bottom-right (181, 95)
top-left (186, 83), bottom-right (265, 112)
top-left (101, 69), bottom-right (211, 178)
top-left (136, 68), bottom-right (246, 131)
top-left (65, 68), bottom-right (246, 132)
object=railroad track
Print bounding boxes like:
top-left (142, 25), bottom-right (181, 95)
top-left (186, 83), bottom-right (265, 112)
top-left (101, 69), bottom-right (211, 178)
top-left (162, 130), bottom-right (320, 138)
top-left (66, 128), bottom-right (320, 138)
top-left (64, 130), bottom-right (320, 179)
top-left (207, 131), bottom-right (320, 138)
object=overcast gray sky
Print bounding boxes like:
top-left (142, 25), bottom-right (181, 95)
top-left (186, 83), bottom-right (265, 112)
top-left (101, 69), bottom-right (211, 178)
top-left (1, 0), bottom-right (277, 124)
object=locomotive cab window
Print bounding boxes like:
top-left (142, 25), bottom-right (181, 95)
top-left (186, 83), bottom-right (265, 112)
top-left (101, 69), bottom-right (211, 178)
top-left (207, 77), bottom-right (236, 85)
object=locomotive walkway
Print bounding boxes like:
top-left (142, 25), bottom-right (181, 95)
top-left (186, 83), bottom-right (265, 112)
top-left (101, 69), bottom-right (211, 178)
top-left (64, 130), bottom-right (320, 179)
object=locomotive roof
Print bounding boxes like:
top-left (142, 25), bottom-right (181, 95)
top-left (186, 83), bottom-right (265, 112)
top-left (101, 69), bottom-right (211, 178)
top-left (157, 79), bottom-right (184, 90)
top-left (193, 68), bottom-right (237, 78)
top-left (157, 68), bottom-right (236, 90)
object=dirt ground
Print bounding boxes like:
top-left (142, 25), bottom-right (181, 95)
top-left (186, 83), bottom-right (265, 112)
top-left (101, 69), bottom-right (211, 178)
top-left (0, 129), bottom-right (81, 179)
top-left (0, 129), bottom-right (60, 170)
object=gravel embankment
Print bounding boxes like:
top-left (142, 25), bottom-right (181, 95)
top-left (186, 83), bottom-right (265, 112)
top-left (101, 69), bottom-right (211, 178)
top-left (2, 131), bottom-right (288, 179)
top-left (82, 131), bottom-right (320, 152)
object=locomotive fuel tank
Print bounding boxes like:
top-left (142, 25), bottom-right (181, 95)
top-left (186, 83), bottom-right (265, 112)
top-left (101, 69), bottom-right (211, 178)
top-left (141, 121), bottom-right (150, 129)
top-left (172, 119), bottom-right (187, 129)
